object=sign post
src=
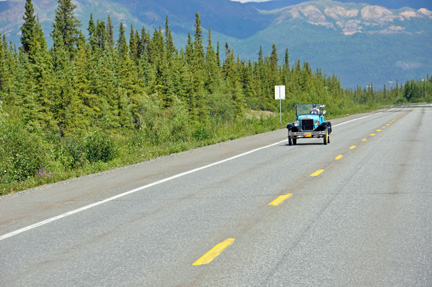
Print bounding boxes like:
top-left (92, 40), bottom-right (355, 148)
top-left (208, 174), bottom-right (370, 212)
top-left (275, 85), bottom-right (285, 123)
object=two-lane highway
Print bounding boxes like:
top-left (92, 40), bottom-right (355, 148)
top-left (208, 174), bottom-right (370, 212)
top-left (1, 107), bottom-right (431, 286)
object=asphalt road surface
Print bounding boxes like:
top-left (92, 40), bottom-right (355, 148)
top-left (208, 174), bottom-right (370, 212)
top-left (1, 106), bottom-right (431, 286)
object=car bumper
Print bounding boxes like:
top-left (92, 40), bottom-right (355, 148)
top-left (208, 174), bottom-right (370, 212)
top-left (288, 130), bottom-right (327, 138)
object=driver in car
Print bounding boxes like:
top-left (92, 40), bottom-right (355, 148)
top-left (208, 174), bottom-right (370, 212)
top-left (310, 104), bottom-right (320, 115)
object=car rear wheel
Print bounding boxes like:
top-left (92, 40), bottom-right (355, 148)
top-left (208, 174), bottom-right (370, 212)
top-left (288, 136), bottom-right (293, 146)
top-left (323, 130), bottom-right (328, 145)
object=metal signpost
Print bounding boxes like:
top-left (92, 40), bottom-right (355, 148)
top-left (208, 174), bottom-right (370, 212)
top-left (275, 85), bottom-right (285, 123)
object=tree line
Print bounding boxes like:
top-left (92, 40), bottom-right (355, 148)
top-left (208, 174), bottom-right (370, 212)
top-left (1, 0), bottom-right (431, 193)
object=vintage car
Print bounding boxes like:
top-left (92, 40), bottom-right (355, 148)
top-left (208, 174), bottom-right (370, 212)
top-left (286, 104), bottom-right (332, 145)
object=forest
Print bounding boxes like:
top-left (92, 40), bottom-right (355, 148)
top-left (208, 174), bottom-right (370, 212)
top-left (1, 0), bottom-right (431, 195)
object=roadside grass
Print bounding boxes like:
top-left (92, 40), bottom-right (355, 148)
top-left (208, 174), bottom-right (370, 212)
top-left (0, 103), bottom-right (384, 196)
top-left (0, 116), bottom-right (282, 196)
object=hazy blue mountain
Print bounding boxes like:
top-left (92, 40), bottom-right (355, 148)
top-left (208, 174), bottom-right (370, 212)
top-left (1, 0), bottom-right (431, 88)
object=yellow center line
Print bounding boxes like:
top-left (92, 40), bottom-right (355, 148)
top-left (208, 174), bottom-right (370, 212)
top-left (350, 145), bottom-right (356, 150)
top-left (193, 238), bottom-right (235, 266)
top-left (310, 169), bottom-right (324, 177)
top-left (370, 133), bottom-right (376, 136)
top-left (335, 155), bottom-right (343, 160)
top-left (377, 129), bottom-right (381, 132)
top-left (362, 138), bottom-right (367, 142)
top-left (269, 193), bottom-right (293, 206)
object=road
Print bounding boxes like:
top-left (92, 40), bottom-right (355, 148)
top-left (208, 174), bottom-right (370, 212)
top-left (1, 106), bottom-right (431, 286)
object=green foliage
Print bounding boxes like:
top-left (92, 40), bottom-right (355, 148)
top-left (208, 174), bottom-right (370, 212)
top-left (84, 131), bottom-right (117, 163)
top-left (0, 120), bottom-right (52, 184)
top-left (1, 6), bottom-right (431, 195)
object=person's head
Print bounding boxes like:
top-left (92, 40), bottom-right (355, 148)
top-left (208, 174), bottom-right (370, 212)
top-left (312, 104), bottom-right (317, 108)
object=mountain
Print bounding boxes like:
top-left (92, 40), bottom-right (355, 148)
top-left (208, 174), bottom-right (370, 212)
top-left (246, 1), bottom-right (432, 87)
top-left (1, 0), bottom-right (431, 88)
top-left (247, 0), bottom-right (432, 11)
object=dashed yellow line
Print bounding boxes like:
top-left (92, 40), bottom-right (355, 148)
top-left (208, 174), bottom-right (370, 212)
top-left (370, 133), bottom-right (376, 136)
top-left (377, 129), bottom-right (382, 132)
top-left (350, 146), bottom-right (356, 150)
top-left (269, 193), bottom-right (293, 206)
top-left (310, 169), bottom-right (324, 177)
top-left (193, 238), bottom-right (235, 266)
top-left (362, 138), bottom-right (367, 142)
top-left (335, 155), bottom-right (343, 160)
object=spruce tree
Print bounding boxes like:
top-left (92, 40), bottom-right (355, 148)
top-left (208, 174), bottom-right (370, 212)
top-left (88, 14), bottom-right (97, 50)
top-left (117, 23), bottom-right (128, 60)
top-left (51, 0), bottom-right (81, 55)
top-left (20, 0), bottom-right (37, 56)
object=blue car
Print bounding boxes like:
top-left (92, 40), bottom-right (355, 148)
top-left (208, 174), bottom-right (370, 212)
top-left (286, 104), bottom-right (332, 145)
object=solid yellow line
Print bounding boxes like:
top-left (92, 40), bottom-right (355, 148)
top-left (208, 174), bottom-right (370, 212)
top-left (335, 155), bottom-right (343, 160)
top-left (269, 193), bottom-right (293, 206)
top-left (350, 145), bottom-right (356, 150)
top-left (310, 169), bottom-right (324, 177)
top-left (193, 238), bottom-right (235, 266)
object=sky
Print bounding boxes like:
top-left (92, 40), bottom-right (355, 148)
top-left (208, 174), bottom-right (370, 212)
top-left (231, 0), bottom-right (271, 3)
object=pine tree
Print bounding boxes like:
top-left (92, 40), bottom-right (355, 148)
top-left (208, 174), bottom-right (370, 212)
top-left (95, 20), bottom-right (106, 50)
top-left (88, 14), bottom-right (97, 50)
top-left (51, 0), bottom-right (81, 55)
top-left (129, 24), bottom-right (138, 65)
top-left (117, 23), bottom-right (128, 61)
top-left (193, 12), bottom-right (204, 68)
top-left (165, 16), bottom-right (176, 60)
top-left (106, 15), bottom-right (115, 50)
top-left (20, 0), bottom-right (37, 56)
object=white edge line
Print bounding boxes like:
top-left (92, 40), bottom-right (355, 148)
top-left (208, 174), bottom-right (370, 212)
top-left (0, 140), bottom-right (284, 241)
top-left (332, 112), bottom-right (382, 128)
top-left (0, 111), bottom-right (385, 241)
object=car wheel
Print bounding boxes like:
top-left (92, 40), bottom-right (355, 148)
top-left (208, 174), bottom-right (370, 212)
top-left (328, 133), bottom-right (331, 144)
top-left (323, 130), bottom-right (328, 145)
top-left (288, 137), bottom-right (293, 146)
top-left (293, 138), bottom-right (297, 145)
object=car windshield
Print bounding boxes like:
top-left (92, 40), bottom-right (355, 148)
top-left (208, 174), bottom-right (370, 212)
top-left (296, 104), bottom-right (320, 116)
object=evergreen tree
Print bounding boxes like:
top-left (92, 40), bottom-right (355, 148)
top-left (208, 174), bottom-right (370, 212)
top-left (117, 23), bottom-right (128, 60)
top-left (129, 24), bottom-right (138, 65)
top-left (193, 12), bottom-right (204, 68)
top-left (106, 15), bottom-right (115, 50)
top-left (20, 0), bottom-right (37, 56)
top-left (165, 16), bottom-right (176, 59)
top-left (95, 20), bottom-right (106, 50)
top-left (51, 0), bottom-right (81, 55)
top-left (88, 14), bottom-right (97, 50)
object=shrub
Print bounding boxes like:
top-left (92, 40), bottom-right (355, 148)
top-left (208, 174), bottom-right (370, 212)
top-left (0, 122), bottom-right (51, 183)
top-left (85, 131), bottom-right (117, 163)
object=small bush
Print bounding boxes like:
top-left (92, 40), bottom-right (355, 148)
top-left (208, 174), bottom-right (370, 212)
top-left (62, 136), bottom-right (87, 168)
top-left (85, 131), bottom-right (117, 163)
top-left (0, 122), bottom-right (51, 184)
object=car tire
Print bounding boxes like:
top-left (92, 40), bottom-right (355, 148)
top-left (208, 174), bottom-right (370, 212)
top-left (293, 138), bottom-right (297, 145)
top-left (288, 137), bottom-right (293, 146)
top-left (323, 130), bottom-right (328, 145)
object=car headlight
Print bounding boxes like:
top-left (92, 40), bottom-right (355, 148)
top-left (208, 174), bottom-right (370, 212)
top-left (294, 121), bottom-right (300, 127)
top-left (315, 120), bottom-right (320, 126)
